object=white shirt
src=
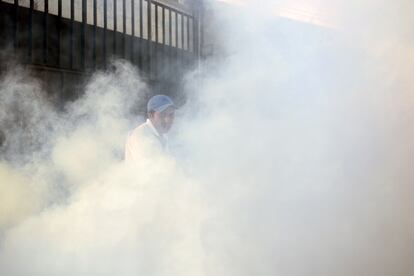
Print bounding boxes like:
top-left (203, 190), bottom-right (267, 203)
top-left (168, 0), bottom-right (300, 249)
top-left (124, 119), bottom-right (169, 161)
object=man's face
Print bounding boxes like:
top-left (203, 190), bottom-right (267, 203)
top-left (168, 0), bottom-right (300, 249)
top-left (149, 106), bottom-right (175, 134)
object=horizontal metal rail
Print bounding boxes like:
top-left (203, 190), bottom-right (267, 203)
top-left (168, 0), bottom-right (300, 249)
top-left (2, 0), bottom-right (195, 51)
top-left (0, 0), bottom-right (200, 87)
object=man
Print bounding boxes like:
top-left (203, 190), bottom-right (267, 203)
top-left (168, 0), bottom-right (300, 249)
top-left (125, 94), bottom-right (176, 161)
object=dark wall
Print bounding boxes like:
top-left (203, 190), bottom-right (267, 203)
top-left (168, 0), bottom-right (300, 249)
top-left (0, 1), bottom-right (198, 106)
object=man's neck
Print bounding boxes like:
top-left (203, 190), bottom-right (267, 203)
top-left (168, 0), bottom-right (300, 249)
top-left (147, 118), bottom-right (163, 137)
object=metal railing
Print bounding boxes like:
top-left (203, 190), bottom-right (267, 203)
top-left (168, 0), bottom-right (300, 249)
top-left (1, 0), bottom-right (200, 76)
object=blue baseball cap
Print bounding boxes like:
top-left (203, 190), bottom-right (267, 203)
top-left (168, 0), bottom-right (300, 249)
top-left (147, 94), bottom-right (176, 113)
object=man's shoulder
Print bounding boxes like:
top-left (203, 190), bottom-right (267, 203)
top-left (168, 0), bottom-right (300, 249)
top-left (128, 122), bottom-right (155, 139)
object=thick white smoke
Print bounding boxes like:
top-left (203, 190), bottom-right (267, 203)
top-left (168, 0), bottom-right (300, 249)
top-left (1, 0), bottom-right (414, 275)
top-left (0, 60), bottom-right (207, 275)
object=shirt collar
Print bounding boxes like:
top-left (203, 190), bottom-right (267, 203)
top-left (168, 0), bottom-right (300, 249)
top-left (146, 118), bottom-right (167, 140)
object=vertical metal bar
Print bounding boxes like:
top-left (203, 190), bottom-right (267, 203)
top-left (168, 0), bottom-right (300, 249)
top-left (131, 0), bottom-right (135, 62)
top-left (44, 0), bottom-right (48, 64)
top-left (147, 0), bottom-right (152, 76)
top-left (168, 8), bottom-right (172, 47)
top-left (199, 8), bottom-right (203, 62)
top-left (147, 0), bottom-right (151, 42)
top-left (139, 0), bottom-right (143, 67)
top-left (58, 0), bottom-right (63, 97)
top-left (93, 0), bottom-right (97, 68)
top-left (70, 0), bottom-right (74, 68)
top-left (161, 6), bottom-right (166, 80)
top-left (131, 0), bottom-right (135, 37)
top-left (28, 0), bottom-right (33, 62)
top-left (175, 11), bottom-right (178, 48)
top-left (162, 6), bottom-right (165, 45)
top-left (122, 0), bottom-right (126, 58)
top-left (154, 3), bottom-right (158, 79)
top-left (113, 0), bottom-right (116, 55)
top-left (180, 13), bottom-right (184, 68)
top-left (13, 0), bottom-right (18, 52)
top-left (82, 0), bottom-right (86, 69)
top-left (104, 0), bottom-right (107, 68)
top-left (193, 16), bottom-right (198, 58)
top-left (139, 0), bottom-right (143, 38)
top-left (57, 0), bottom-right (62, 66)
top-left (168, 8), bottom-right (172, 78)
top-left (155, 4), bottom-right (158, 44)
top-left (187, 16), bottom-right (190, 51)
top-left (174, 10), bottom-right (179, 79)
top-left (181, 13), bottom-right (184, 50)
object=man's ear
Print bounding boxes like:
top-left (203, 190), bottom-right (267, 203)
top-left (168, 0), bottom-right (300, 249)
top-left (147, 111), bottom-right (154, 118)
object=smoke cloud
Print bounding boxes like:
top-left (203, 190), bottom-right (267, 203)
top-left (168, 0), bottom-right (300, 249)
top-left (1, 0), bottom-right (414, 275)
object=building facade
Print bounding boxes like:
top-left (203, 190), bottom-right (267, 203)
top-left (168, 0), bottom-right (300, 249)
top-left (0, 0), bottom-right (202, 103)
